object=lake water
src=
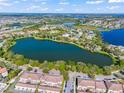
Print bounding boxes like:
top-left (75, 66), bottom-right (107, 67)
top-left (11, 38), bottom-right (113, 66)
top-left (102, 29), bottom-right (124, 46)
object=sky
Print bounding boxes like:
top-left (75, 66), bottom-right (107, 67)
top-left (0, 0), bottom-right (124, 13)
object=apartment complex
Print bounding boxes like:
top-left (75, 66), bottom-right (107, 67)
top-left (77, 78), bottom-right (124, 93)
top-left (15, 71), bottom-right (64, 93)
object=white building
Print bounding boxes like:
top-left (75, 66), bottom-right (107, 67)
top-left (15, 83), bottom-right (37, 92)
top-left (18, 71), bottom-right (41, 84)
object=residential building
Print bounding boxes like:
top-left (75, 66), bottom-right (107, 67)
top-left (95, 81), bottom-right (107, 93)
top-left (40, 74), bottom-right (63, 87)
top-left (19, 71), bottom-right (41, 84)
top-left (77, 78), bottom-right (124, 93)
top-left (39, 74), bottom-right (64, 93)
top-left (15, 83), bottom-right (37, 92)
top-left (38, 85), bottom-right (61, 93)
top-left (106, 82), bottom-right (124, 93)
top-left (0, 67), bottom-right (8, 77)
top-left (77, 79), bottom-right (95, 93)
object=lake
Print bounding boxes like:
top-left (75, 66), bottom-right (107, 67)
top-left (102, 29), bottom-right (124, 46)
top-left (11, 38), bottom-right (113, 66)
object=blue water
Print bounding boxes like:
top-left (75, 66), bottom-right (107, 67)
top-left (102, 29), bottom-right (124, 46)
top-left (10, 38), bottom-right (113, 66)
top-left (63, 22), bottom-right (75, 27)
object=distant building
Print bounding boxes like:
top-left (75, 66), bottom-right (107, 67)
top-left (0, 67), bottom-right (8, 77)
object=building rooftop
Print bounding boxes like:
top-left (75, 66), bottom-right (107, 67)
top-left (0, 67), bottom-right (7, 74)
top-left (96, 81), bottom-right (107, 90)
top-left (41, 74), bottom-right (63, 83)
top-left (48, 69), bottom-right (61, 76)
top-left (108, 82), bottom-right (123, 91)
top-left (20, 71), bottom-right (41, 80)
top-left (78, 79), bottom-right (95, 87)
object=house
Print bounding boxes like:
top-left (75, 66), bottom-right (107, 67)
top-left (48, 69), bottom-right (61, 76)
top-left (106, 82), bottom-right (124, 93)
top-left (19, 71), bottom-right (41, 84)
top-left (77, 78), bottom-right (124, 93)
top-left (15, 83), bottom-right (37, 92)
top-left (95, 81), bottom-right (107, 93)
top-left (39, 74), bottom-right (64, 93)
top-left (40, 74), bottom-right (63, 87)
top-left (77, 79), bottom-right (95, 93)
top-left (0, 67), bottom-right (8, 77)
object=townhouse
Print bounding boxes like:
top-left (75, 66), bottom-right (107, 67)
top-left (15, 70), bottom-right (64, 93)
top-left (15, 71), bottom-right (41, 92)
top-left (15, 83), bottom-right (37, 92)
top-left (77, 79), bottom-right (96, 93)
top-left (106, 82), bottom-right (124, 93)
top-left (77, 78), bottom-right (124, 93)
top-left (18, 71), bottom-right (41, 84)
top-left (39, 74), bottom-right (64, 93)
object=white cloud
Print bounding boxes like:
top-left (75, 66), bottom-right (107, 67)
top-left (40, 7), bottom-right (48, 11)
top-left (13, 1), bottom-right (20, 4)
top-left (26, 5), bottom-right (40, 11)
top-left (86, 0), bottom-right (104, 4)
top-left (26, 5), bottom-right (48, 12)
top-left (0, 0), bottom-right (12, 6)
top-left (34, 0), bottom-right (47, 2)
top-left (59, 2), bottom-right (69, 5)
top-left (109, 0), bottom-right (124, 3)
top-left (21, 0), bottom-right (27, 1)
top-left (55, 8), bottom-right (63, 12)
top-left (41, 2), bottom-right (47, 5)
top-left (107, 6), bottom-right (120, 10)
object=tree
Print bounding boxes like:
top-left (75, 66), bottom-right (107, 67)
top-left (30, 60), bottom-right (40, 67)
top-left (27, 67), bottom-right (33, 71)
top-left (8, 69), bottom-right (20, 80)
top-left (62, 71), bottom-right (69, 80)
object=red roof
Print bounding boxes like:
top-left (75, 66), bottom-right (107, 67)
top-left (40, 74), bottom-right (63, 83)
top-left (0, 67), bottom-right (7, 74)
top-left (20, 71), bottom-right (41, 80)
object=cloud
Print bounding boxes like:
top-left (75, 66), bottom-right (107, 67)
top-left (34, 0), bottom-right (47, 2)
top-left (109, 0), bottom-right (124, 3)
top-left (106, 6), bottom-right (120, 10)
top-left (40, 7), bottom-right (48, 11)
top-left (13, 1), bottom-right (20, 4)
top-left (59, 2), bottom-right (69, 5)
top-left (41, 2), bottom-right (47, 5)
top-left (55, 8), bottom-right (63, 12)
top-left (26, 5), bottom-right (48, 12)
top-left (26, 5), bottom-right (40, 11)
top-left (86, 0), bottom-right (104, 4)
top-left (0, 0), bottom-right (12, 6)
